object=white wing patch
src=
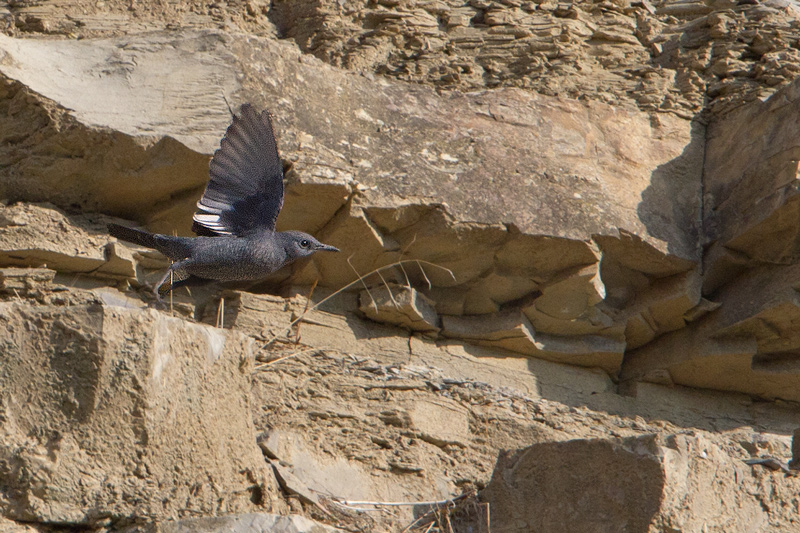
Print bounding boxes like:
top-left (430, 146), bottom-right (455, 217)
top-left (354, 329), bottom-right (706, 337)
top-left (192, 211), bottom-right (234, 235)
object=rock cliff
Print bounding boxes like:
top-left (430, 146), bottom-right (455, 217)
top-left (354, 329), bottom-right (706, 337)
top-left (1, 1), bottom-right (800, 532)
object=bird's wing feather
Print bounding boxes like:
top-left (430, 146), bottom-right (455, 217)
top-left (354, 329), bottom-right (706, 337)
top-left (192, 104), bottom-right (284, 237)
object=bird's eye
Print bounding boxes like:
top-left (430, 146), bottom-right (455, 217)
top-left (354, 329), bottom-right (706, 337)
top-left (299, 239), bottom-right (311, 248)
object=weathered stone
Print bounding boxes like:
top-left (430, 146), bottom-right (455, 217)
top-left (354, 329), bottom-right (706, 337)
top-left (271, 463), bottom-right (323, 507)
top-left (0, 267), bottom-right (55, 294)
top-left (404, 398), bottom-right (470, 447)
top-left (704, 80), bottom-right (800, 258)
top-left (480, 433), bottom-right (771, 533)
top-left (526, 263), bottom-right (605, 321)
top-left (0, 517), bottom-right (38, 532)
top-left (0, 203), bottom-right (135, 279)
top-left (155, 513), bottom-right (344, 533)
top-left (359, 284), bottom-right (440, 333)
top-left (278, 174), bottom-right (351, 235)
top-left (0, 302), bottom-right (279, 525)
top-left (442, 311), bottom-right (624, 373)
top-left (200, 291), bottom-right (292, 341)
top-left (622, 261), bottom-right (800, 401)
top-left (0, 30), bottom-right (699, 265)
top-left (620, 270), bottom-right (702, 350)
top-left (254, 429), bottom-right (376, 502)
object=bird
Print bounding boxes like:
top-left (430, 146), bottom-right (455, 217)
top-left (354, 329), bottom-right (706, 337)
top-left (108, 104), bottom-right (339, 296)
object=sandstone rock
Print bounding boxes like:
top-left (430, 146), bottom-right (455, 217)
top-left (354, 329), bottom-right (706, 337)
top-left (442, 311), bottom-right (624, 373)
top-left (359, 284), bottom-right (440, 333)
top-left (270, 463), bottom-right (323, 508)
top-left (703, 78), bottom-right (800, 260)
top-left (0, 30), bottom-right (698, 261)
top-left (617, 77), bottom-right (800, 401)
top-left (155, 513), bottom-right (343, 533)
top-left (253, 429), bottom-right (376, 503)
top-left (622, 260), bottom-right (800, 401)
top-left (619, 269), bottom-right (702, 350)
top-left (0, 302), bottom-right (279, 525)
top-left (0, 267), bottom-right (54, 295)
top-left (200, 291), bottom-right (292, 341)
top-left (404, 398), bottom-right (471, 447)
top-left (0, 517), bottom-right (37, 533)
top-left (0, 203), bottom-right (135, 279)
top-left (479, 433), bottom-right (779, 533)
top-left (0, 27), bottom-right (711, 379)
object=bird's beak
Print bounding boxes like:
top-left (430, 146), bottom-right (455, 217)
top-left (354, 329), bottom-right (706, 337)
top-left (317, 244), bottom-right (340, 253)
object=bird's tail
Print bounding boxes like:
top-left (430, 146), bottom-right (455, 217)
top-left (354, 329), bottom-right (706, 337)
top-left (108, 223), bottom-right (193, 260)
top-left (108, 223), bottom-right (159, 249)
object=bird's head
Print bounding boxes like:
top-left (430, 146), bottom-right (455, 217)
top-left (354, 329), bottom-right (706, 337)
top-left (280, 230), bottom-right (340, 260)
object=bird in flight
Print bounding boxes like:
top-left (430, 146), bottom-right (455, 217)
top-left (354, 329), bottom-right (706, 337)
top-left (109, 104), bottom-right (339, 296)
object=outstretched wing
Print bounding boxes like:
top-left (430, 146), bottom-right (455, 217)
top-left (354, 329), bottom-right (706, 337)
top-left (192, 104), bottom-right (284, 237)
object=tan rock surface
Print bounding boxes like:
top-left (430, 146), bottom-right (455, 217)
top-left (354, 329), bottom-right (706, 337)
top-left (621, 77), bottom-right (800, 401)
top-left (0, 30), bottom-right (700, 260)
top-left (0, 301), bottom-right (280, 526)
top-left (1, 0), bottom-right (800, 531)
top-left (479, 432), bottom-right (796, 533)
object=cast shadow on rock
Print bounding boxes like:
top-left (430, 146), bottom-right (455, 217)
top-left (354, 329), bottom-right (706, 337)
top-left (637, 119), bottom-right (706, 263)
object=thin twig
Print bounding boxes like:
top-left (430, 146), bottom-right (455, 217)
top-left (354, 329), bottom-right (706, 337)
top-left (222, 94), bottom-right (235, 118)
top-left (443, 504), bottom-right (454, 533)
top-left (328, 501), bottom-right (390, 513)
top-left (337, 494), bottom-right (470, 507)
top-left (347, 254), bottom-right (377, 312)
top-left (398, 261), bottom-right (412, 288)
top-left (375, 269), bottom-right (400, 308)
top-left (401, 233), bottom-right (418, 255)
top-left (294, 279), bottom-right (318, 343)
top-left (253, 348), bottom-right (319, 371)
top-left (395, 491), bottom-right (476, 532)
top-left (417, 260), bottom-right (433, 290)
top-left (400, 515), bottom-right (426, 533)
top-left (216, 297), bottom-right (225, 329)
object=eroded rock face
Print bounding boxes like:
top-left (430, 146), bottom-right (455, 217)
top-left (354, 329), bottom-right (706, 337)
top-left (621, 76), bottom-right (800, 401)
top-left (0, 30), bottom-right (701, 259)
top-left (479, 433), bottom-right (792, 533)
top-left (0, 1), bottom-right (799, 532)
top-left (5, 0), bottom-right (800, 116)
top-left (0, 29), bottom-right (707, 381)
top-left (0, 302), bottom-right (280, 526)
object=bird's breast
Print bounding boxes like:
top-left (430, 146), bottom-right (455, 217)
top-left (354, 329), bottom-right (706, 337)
top-left (184, 236), bottom-right (286, 281)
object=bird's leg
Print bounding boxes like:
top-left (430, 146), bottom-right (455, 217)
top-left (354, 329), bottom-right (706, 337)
top-left (153, 261), bottom-right (187, 300)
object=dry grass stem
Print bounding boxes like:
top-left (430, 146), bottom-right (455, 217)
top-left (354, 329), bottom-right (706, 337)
top-left (395, 491), bottom-right (477, 533)
top-left (293, 279), bottom-right (318, 343)
top-left (169, 269), bottom-right (174, 315)
top-left (253, 348), bottom-right (319, 371)
top-left (347, 254), bottom-right (377, 312)
top-left (334, 498), bottom-right (463, 507)
top-left (215, 296), bottom-right (225, 329)
top-left (262, 259), bottom-right (455, 350)
top-left (375, 269), bottom-right (400, 308)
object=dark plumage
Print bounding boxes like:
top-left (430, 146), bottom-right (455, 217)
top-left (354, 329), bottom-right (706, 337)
top-left (108, 104), bottom-right (339, 295)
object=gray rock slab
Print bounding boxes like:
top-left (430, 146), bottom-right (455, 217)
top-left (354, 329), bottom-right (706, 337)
top-left (151, 513), bottom-right (342, 533)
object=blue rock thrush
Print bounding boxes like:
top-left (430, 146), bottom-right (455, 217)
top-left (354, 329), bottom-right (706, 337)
top-left (108, 104), bottom-right (339, 295)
